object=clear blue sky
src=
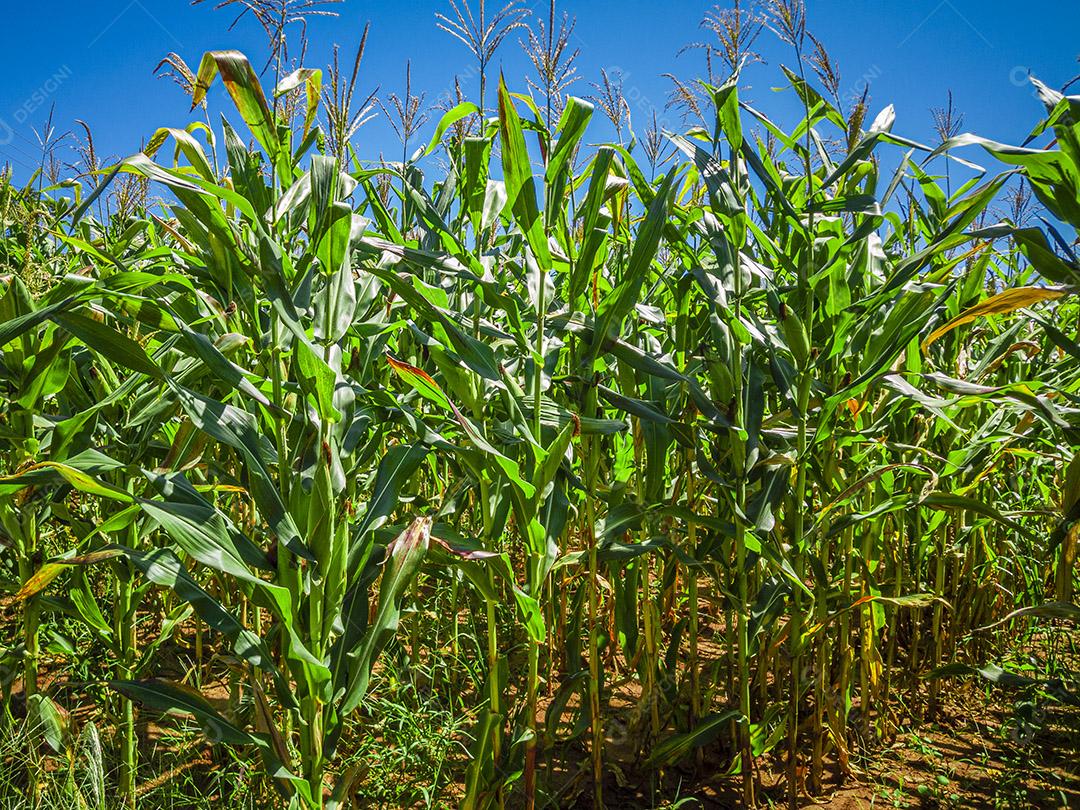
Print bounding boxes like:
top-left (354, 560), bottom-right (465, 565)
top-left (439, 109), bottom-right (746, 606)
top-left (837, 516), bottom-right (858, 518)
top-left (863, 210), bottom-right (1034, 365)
top-left (1, 1), bottom-right (1078, 182)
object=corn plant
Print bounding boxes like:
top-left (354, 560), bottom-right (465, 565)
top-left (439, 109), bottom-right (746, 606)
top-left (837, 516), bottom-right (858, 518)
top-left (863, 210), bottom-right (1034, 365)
top-left (1, 8), bottom-right (1078, 810)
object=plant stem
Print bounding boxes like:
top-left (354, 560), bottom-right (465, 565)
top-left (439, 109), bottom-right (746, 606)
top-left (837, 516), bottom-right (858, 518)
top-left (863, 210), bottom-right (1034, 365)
top-left (115, 549), bottom-right (137, 810)
top-left (585, 434), bottom-right (604, 809)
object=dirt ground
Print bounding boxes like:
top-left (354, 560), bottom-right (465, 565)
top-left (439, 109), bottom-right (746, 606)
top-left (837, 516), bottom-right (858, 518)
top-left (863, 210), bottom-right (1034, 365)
top-left (535, 675), bottom-right (1080, 810)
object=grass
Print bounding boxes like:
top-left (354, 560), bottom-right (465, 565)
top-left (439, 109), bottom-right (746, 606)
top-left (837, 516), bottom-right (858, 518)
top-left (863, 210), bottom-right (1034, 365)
top-left (0, 649), bottom-right (472, 809)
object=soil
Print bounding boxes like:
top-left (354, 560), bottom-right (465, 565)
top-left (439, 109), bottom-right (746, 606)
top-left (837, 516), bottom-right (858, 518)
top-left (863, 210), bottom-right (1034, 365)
top-left (5, 609), bottom-right (1078, 809)
top-left (545, 678), bottom-right (1080, 809)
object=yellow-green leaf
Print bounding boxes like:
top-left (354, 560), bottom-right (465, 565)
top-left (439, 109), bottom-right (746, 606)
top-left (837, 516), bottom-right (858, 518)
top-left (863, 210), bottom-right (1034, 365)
top-left (923, 286), bottom-right (1070, 349)
top-left (16, 563), bottom-right (67, 601)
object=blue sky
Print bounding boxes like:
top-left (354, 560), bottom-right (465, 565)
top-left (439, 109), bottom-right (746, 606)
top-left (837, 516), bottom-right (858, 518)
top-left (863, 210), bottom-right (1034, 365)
top-left (1, 1), bottom-right (1078, 183)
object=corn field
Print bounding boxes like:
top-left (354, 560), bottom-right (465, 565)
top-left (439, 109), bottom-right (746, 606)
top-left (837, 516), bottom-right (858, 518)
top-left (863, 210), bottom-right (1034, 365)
top-left (0, 1), bottom-right (1078, 808)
